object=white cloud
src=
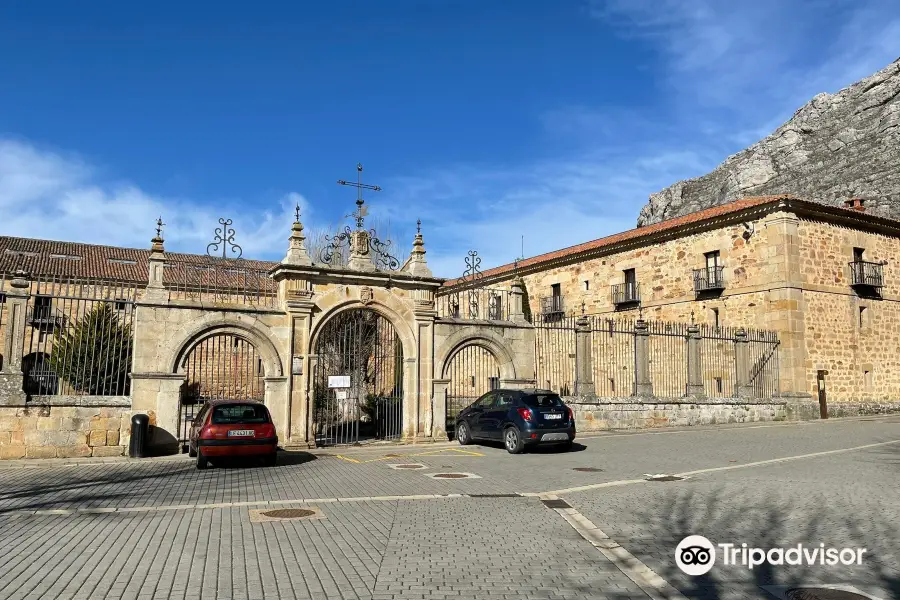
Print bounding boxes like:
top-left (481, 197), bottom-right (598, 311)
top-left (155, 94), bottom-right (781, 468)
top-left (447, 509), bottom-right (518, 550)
top-left (0, 137), bottom-right (308, 259)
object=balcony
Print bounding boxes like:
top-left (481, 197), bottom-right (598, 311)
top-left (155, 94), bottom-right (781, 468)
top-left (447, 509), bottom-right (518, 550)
top-left (849, 260), bottom-right (884, 293)
top-left (27, 306), bottom-right (67, 330)
top-left (693, 266), bottom-right (725, 294)
top-left (540, 295), bottom-right (564, 317)
top-left (611, 282), bottom-right (640, 307)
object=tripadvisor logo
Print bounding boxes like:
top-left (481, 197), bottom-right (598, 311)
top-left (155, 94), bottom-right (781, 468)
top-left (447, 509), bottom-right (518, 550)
top-left (675, 536), bottom-right (867, 576)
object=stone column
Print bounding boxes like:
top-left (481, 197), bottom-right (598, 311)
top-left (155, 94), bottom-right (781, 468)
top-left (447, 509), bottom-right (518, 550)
top-left (0, 270), bottom-right (29, 405)
top-left (264, 376), bottom-right (289, 442)
top-left (415, 307), bottom-right (436, 439)
top-left (686, 323), bottom-right (705, 397)
top-left (306, 354), bottom-right (318, 446)
top-left (402, 356), bottom-right (417, 439)
top-left (431, 378), bottom-right (450, 440)
top-left (734, 328), bottom-right (753, 398)
top-left (286, 295), bottom-right (315, 446)
top-left (509, 277), bottom-right (528, 324)
top-left (574, 315), bottom-right (595, 397)
top-left (634, 319), bottom-right (653, 396)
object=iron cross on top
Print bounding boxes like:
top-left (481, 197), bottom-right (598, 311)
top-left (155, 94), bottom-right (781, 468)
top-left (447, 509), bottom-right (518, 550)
top-left (338, 162), bottom-right (382, 229)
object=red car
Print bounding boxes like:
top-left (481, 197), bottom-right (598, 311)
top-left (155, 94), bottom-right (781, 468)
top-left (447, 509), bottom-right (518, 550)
top-left (188, 399), bottom-right (278, 469)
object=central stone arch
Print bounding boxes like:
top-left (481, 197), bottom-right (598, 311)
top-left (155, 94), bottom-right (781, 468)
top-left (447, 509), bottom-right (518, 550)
top-left (308, 299), bottom-right (418, 446)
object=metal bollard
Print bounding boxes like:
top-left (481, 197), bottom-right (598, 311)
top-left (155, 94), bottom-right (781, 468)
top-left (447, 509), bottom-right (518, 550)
top-left (129, 414), bottom-right (150, 458)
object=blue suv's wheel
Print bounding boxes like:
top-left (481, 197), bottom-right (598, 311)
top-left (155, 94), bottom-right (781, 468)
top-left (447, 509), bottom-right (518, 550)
top-left (504, 426), bottom-right (525, 454)
top-left (457, 421), bottom-right (472, 445)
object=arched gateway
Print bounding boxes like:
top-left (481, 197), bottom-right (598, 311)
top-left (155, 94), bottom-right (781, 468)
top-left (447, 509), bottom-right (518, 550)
top-left (312, 308), bottom-right (403, 445)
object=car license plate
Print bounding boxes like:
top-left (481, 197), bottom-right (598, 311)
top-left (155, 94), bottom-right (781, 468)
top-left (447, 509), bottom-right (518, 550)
top-left (545, 413), bottom-right (562, 420)
top-left (227, 430), bottom-right (255, 437)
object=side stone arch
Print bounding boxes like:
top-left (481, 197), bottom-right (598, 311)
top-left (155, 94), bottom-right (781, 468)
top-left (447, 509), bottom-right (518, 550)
top-left (436, 327), bottom-right (518, 382)
top-left (166, 313), bottom-right (284, 378)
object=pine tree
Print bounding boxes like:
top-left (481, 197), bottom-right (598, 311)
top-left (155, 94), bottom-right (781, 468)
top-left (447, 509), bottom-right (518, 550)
top-left (50, 302), bottom-right (133, 395)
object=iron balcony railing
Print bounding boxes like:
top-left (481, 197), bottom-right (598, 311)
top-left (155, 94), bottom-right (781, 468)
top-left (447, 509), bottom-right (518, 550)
top-left (27, 305), bottom-right (68, 330)
top-left (849, 260), bottom-right (884, 288)
top-left (540, 295), bottom-right (564, 316)
top-left (611, 282), bottom-right (640, 305)
top-left (693, 266), bottom-right (725, 292)
top-left (436, 288), bottom-right (513, 321)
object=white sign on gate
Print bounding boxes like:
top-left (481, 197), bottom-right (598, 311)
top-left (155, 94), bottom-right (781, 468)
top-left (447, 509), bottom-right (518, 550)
top-left (328, 375), bottom-right (351, 389)
top-left (335, 389), bottom-right (348, 400)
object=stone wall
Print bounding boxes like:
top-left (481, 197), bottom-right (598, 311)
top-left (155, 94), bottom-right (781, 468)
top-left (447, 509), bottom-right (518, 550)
top-left (798, 218), bottom-right (900, 402)
top-left (0, 399), bottom-right (131, 459)
top-left (567, 397), bottom-right (788, 432)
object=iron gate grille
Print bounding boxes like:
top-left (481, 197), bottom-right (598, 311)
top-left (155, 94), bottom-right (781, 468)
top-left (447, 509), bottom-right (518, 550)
top-left (178, 333), bottom-right (265, 449)
top-left (444, 344), bottom-right (500, 439)
top-left (313, 309), bottom-right (403, 446)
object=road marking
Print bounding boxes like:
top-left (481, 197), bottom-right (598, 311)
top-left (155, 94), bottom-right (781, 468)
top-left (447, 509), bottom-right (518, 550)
top-left (541, 493), bottom-right (686, 600)
top-left (334, 447), bottom-right (484, 463)
top-left (542, 438), bottom-right (900, 495)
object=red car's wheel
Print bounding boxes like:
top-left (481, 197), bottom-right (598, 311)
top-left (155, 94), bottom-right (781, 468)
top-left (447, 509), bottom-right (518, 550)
top-left (196, 449), bottom-right (209, 470)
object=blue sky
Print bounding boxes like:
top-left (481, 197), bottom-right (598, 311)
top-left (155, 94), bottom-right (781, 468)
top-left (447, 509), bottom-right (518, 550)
top-left (1, 1), bottom-right (898, 277)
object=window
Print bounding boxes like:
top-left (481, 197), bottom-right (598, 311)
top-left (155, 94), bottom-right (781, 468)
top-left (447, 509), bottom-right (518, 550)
top-left (495, 393), bottom-right (515, 408)
top-left (705, 251), bottom-right (721, 270)
top-left (114, 298), bottom-right (128, 311)
top-left (859, 306), bottom-right (867, 328)
top-left (624, 268), bottom-right (636, 287)
top-left (521, 393), bottom-right (564, 408)
top-left (474, 393), bottom-right (496, 409)
top-left (584, 280), bottom-right (590, 291)
top-left (715, 377), bottom-right (723, 394)
top-left (488, 376), bottom-right (500, 390)
top-left (853, 247), bottom-right (865, 262)
top-left (551, 283), bottom-right (561, 298)
top-left (35, 296), bottom-right (51, 309)
top-left (712, 307), bottom-right (720, 328)
top-left (864, 370), bottom-right (873, 391)
top-left (0, 293), bottom-right (5, 304)
top-left (211, 404), bottom-right (270, 425)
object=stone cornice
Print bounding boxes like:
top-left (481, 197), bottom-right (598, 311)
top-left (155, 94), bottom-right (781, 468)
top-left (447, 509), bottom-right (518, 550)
top-left (270, 263), bottom-right (445, 289)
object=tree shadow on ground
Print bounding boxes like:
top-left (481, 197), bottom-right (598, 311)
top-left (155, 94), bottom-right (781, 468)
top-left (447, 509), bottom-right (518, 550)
top-left (200, 450), bottom-right (317, 469)
top-left (593, 485), bottom-right (899, 600)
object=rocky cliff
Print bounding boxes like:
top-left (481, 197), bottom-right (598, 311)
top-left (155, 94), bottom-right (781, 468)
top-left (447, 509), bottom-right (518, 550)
top-left (638, 58), bottom-right (900, 226)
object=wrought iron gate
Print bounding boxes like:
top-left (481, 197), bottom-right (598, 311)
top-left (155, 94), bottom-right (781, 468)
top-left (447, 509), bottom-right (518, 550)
top-left (443, 344), bottom-right (500, 439)
top-left (178, 333), bottom-right (265, 450)
top-left (313, 309), bottom-right (403, 446)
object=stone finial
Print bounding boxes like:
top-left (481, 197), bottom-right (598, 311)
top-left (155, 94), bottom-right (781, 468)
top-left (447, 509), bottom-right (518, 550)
top-left (402, 218), bottom-right (432, 277)
top-left (151, 217), bottom-right (166, 253)
top-left (282, 204), bottom-right (313, 266)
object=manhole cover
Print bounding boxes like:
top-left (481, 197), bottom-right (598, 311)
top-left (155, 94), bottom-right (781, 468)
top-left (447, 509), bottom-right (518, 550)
top-left (383, 453), bottom-right (402, 458)
top-left (426, 472), bottom-right (482, 480)
top-left (573, 467), bottom-right (603, 472)
top-left (644, 473), bottom-right (686, 482)
top-left (249, 506), bottom-right (325, 523)
top-left (261, 508), bottom-right (315, 519)
top-left (786, 588), bottom-right (872, 600)
top-left (394, 464), bottom-right (423, 469)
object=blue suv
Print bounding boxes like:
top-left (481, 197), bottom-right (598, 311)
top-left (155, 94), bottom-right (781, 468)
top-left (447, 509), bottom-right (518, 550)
top-left (455, 389), bottom-right (575, 454)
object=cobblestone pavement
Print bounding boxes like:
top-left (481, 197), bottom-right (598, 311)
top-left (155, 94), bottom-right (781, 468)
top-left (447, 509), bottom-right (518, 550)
top-left (0, 416), bottom-right (898, 599)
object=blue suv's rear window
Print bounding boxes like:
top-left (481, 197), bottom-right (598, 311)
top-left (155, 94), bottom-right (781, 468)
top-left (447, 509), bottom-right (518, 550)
top-left (522, 394), bottom-right (563, 408)
top-left (211, 404), bottom-right (269, 424)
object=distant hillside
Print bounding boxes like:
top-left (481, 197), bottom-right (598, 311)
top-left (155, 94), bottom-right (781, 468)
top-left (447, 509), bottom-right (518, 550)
top-left (638, 58), bottom-right (900, 226)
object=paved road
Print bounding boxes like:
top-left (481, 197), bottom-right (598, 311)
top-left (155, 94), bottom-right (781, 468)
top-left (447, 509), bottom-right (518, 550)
top-left (0, 416), bottom-right (898, 599)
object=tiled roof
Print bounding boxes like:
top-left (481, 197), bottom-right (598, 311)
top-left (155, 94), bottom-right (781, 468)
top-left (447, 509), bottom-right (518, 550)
top-left (443, 196), bottom-right (792, 287)
top-left (0, 236), bottom-right (278, 283)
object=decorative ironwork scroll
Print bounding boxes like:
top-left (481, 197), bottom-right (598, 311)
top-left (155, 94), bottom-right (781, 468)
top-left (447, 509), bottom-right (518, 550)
top-left (206, 218), bottom-right (243, 259)
top-left (370, 231), bottom-right (400, 271)
top-left (463, 250), bottom-right (483, 319)
top-left (319, 226), bottom-right (353, 266)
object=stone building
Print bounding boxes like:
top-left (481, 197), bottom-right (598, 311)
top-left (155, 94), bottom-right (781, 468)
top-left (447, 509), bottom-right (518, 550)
top-left (444, 195), bottom-right (900, 412)
top-left (0, 193), bottom-right (897, 460)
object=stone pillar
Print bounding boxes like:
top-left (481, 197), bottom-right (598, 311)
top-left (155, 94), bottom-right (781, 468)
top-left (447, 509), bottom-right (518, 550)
top-left (634, 319), bottom-right (652, 396)
top-left (306, 354), bottom-right (318, 446)
top-left (734, 328), bottom-right (753, 398)
top-left (509, 277), bottom-right (528, 324)
top-left (264, 376), bottom-right (289, 442)
top-left (402, 356), bottom-right (417, 439)
top-left (431, 378), bottom-right (450, 440)
top-left (0, 270), bottom-right (29, 405)
top-left (686, 323), bottom-right (705, 397)
top-left (286, 295), bottom-right (315, 446)
top-left (574, 315), bottom-right (595, 396)
top-left (414, 304), bottom-right (436, 439)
